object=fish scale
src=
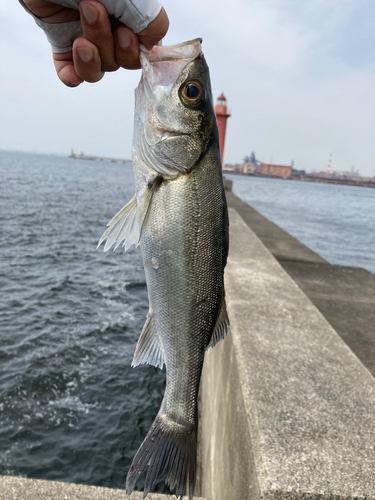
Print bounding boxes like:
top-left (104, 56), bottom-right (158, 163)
top-left (98, 38), bottom-right (229, 499)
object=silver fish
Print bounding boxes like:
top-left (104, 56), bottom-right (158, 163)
top-left (98, 38), bottom-right (229, 499)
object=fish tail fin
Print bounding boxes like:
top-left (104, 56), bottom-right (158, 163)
top-left (126, 412), bottom-right (197, 499)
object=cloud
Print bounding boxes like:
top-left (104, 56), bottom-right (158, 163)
top-left (167, 0), bottom-right (321, 70)
top-left (1, 0), bottom-right (374, 176)
top-left (164, 0), bottom-right (375, 175)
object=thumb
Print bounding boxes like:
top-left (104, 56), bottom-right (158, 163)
top-left (137, 7), bottom-right (169, 50)
top-left (53, 51), bottom-right (84, 87)
top-left (22, 0), bottom-right (80, 23)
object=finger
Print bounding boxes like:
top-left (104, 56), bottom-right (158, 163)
top-left (114, 27), bottom-right (141, 70)
top-left (73, 38), bottom-right (104, 83)
top-left (138, 7), bottom-right (169, 50)
top-left (53, 52), bottom-right (84, 87)
top-left (80, 0), bottom-right (119, 73)
top-left (23, 0), bottom-right (79, 23)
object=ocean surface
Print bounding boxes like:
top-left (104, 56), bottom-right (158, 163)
top-left (0, 151), bottom-right (374, 492)
top-left (226, 173), bottom-right (375, 274)
top-left (0, 151), bottom-right (166, 492)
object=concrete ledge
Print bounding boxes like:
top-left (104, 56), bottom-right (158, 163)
top-left (279, 261), bottom-right (375, 377)
top-left (223, 177), bottom-right (233, 192)
top-left (225, 191), bottom-right (375, 377)
top-left (200, 208), bottom-right (375, 499)
top-left (0, 476), bottom-right (207, 500)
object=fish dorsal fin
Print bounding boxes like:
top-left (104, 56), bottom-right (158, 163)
top-left (138, 174), bottom-right (164, 242)
top-left (132, 312), bottom-right (165, 370)
top-left (207, 292), bottom-right (230, 350)
top-left (97, 195), bottom-right (140, 252)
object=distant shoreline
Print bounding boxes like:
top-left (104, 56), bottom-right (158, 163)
top-left (224, 170), bottom-right (375, 188)
top-left (69, 152), bottom-right (131, 164)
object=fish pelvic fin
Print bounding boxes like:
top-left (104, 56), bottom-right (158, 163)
top-left (126, 412), bottom-right (197, 500)
top-left (97, 195), bottom-right (139, 252)
top-left (131, 312), bottom-right (165, 370)
top-left (207, 291), bottom-right (230, 350)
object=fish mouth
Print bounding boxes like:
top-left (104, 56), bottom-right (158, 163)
top-left (148, 38), bottom-right (202, 63)
top-left (139, 38), bottom-right (202, 89)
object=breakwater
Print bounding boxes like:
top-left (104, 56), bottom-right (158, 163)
top-left (198, 184), bottom-right (375, 499)
top-left (69, 151), bottom-right (132, 163)
top-left (225, 187), bottom-right (375, 377)
top-left (224, 170), bottom-right (375, 188)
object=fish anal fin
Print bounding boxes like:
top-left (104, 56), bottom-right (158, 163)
top-left (97, 195), bottom-right (139, 252)
top-left (132, 312), bottom-right (165, 370)
top-left (207, 292), bottom-right (230, 350)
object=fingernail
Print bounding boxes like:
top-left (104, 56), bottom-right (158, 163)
top-left (81, 3), bottom-right (98, 24)
top-left (117, 29), bottom-right (131, 49)
top-left (77, 47), bottom-right (93, 63)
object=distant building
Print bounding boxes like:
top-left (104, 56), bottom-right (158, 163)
top-left (258, 163), bottom-right (292, 179)
top-left (310, 172), bottom-right (330, 179)
top-left (233, 162), bottom-right (256, 175)
top-left (235, 162), bottom-right (256, 175)
top-left (332, 170), bottom-right (360, 181)
top-left (223, 164), bottom-right (235, 172)
top-left (292, 169), bottom-right (306, 178)
top-left (310, 169), bottom-right (361, 181)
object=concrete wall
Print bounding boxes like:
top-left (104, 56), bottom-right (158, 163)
top-left (199, 209), bottom-right (375, 500)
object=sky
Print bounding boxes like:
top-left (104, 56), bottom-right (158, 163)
top-left (1, 0), bottom-right (374, 176)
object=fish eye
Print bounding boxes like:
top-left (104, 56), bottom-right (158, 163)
top-left (179, 81), bottom-right (204, 107)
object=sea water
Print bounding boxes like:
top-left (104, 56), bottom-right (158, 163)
top-left (226, 173), bottom-right (375, 274)
top-left (0, 151), bottom-right (166, 491)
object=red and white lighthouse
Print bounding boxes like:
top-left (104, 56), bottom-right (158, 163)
top-left (215, 93), bottom-right (230, 166)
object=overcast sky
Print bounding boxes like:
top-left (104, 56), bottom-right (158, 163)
top-left (1, 0), bottom-right (374, 176)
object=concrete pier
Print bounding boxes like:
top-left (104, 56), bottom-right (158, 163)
top-left (226, 191), bottom-right (375, 377)
top-left (0, 476), bottom-right (207, 500)
top-left (199, 205), bottom-right (375, 499)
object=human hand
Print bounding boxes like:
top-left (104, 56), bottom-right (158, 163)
top-left (22, 0), bottom-right (169, 87)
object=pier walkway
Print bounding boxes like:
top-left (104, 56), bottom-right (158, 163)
top-left (199, 182), bottom-right (375, 499)
top-left (0, 476), bottom-right (206, 500)
top-left (226, 189), bottom-right (375, 377)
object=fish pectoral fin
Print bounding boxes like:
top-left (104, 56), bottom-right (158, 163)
top-left (132, 312), bottom-right (165, 369)
top-left (138, 174), bottom-right (164, 243)
top-left (207, 291), bottom-right (230, 350)
top-left (97, 195), bottom-right (140, 252)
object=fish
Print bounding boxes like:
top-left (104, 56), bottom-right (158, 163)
top-left (98, 38), bottom-right (229, 499)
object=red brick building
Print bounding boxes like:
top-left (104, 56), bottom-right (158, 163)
top-left (258, 163), bottom-right (292, 179)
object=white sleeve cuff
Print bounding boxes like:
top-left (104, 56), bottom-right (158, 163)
top-left (100, 0), bottom-right (162, 33)
top-left (19, 0), bottom-right (163, 54)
